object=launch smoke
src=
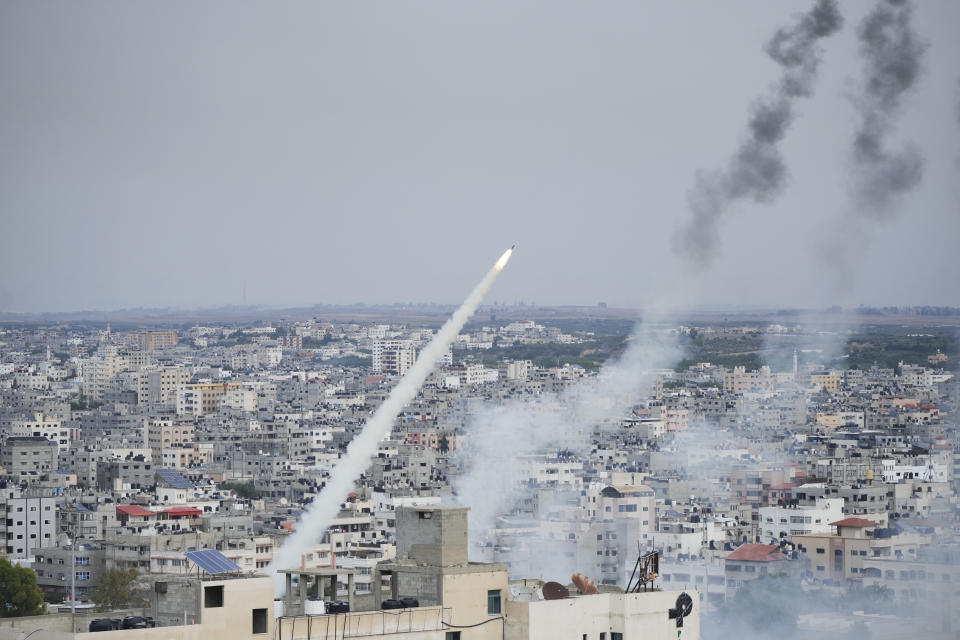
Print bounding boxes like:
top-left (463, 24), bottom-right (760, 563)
top-left (850, 0), bottom-right (927, 217)
top-left (819, 0), bottom-right (927, 290)
top-left (674, 0), bottom-right (843, 268)
top-left (453, 318), bottom-right (682, 574)
top-left (268, 247), bottom-right (514, 590)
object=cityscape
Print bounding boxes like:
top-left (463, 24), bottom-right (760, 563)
top-left (1, 1), bottom-right (959, 640)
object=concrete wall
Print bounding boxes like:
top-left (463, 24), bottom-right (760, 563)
top-left (395, 567), bottom-right (443, 607)
top-left (505, 590), bottom-right (700, 640)
top-left (396, 507), bottom-right (468, 567)
top-left (0, 630), bottom-right (75, 640)
top-left (441, 568), bottom-right (508, 640)
top-left (276, 606), bottom-right (446, 640)
top-left (0, 608), bottom-right (146, 634)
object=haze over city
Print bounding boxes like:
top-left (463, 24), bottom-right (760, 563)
top-left (1, 4), bottom-right (959, 640)
top-left (2, 1), bottom-right (959, 313)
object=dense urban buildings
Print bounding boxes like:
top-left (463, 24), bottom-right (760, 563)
top-left (0, 308), bottom-right (956, 639)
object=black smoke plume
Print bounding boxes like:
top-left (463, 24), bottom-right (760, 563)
top-left (674, 0), bottom-right (843, 269)
top-left (850, 0), bottom-right (927, 218)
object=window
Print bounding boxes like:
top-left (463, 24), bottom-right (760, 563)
top-left (487, 589), bottom-right (501, 615)
top-left (76, 571), bottom-right (90, 581)
top-left (252, 608), bottom-right (267, 634)
top-left (445, 633), bottom-right (461, 640)
top-left (204, 585), bottom-right (224, 608)
top-left (612, 634), bottom-right (623, 640)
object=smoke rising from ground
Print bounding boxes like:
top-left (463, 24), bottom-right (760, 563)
top-left (451, 319), bottom-right (682, 576)
top-left (955, 77), bottom-right (960, 169)
top-left (850, 0), bottom-right (927, 217)
top-left (820, 0), bottom-right (927, 290)
top-left (268, 248), bottom-right (512, 592)
top-left (674, 0), bottom-right (843, 269)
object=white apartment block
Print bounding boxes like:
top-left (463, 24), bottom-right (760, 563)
top-left (758, 498), bottom-right (844, 543)
top-left (9, 413), bottom-right (75, 452)
top-left (372, 340), bottom-right (415, 375)
top-left (138, 365), bottom-right (192, 407)
top-left (1, 495), bottom-right (57, 559)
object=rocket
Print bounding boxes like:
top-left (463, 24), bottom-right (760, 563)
top-left (495, 245), bottom-right (515, 271)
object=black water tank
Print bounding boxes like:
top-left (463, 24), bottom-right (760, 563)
top-left (399, 597), bottom-right (419, 608)
top-left (121, 616), bottom-right (149, 629)
top-left (89, 619), bottom-right (118, 632)
top-left (382, 599), bottom-right (403, 610)
top-left (328, 600), bottom-right (350, 614)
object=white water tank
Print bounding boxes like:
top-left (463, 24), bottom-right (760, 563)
top-left (304, 597), bottom-right (325, 615)
top-left (274, 599), bottom-right (285, 619)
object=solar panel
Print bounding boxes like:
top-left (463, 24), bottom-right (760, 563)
top-left (157, 468), bottom-right (195, 489)
top-left (185, 549), bottom-right (242, 575)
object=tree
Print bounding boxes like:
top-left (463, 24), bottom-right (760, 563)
top-left (438, 435), bottom-right (450, 454)
top-left (92, 569), bottom-right (147, 612)
top-left (0, 557), bottom-right (45, 617)
top-left (220, 481), bottom-right (262, 499)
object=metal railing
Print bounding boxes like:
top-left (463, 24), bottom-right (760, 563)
top-left (275, 606), bottom-right (450, 640)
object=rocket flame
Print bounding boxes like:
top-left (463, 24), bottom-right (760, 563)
top-left (494, 247), bottom-right (513, 271)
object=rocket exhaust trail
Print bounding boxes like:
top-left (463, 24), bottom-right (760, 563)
top-left (268, 247), bottom-right (514, 590)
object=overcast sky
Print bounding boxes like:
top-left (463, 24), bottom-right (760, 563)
top-left (1, 1), bottom-right (958, 313)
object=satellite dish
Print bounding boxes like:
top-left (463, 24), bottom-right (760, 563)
top-left (542, 582), bottom-right (569, 600)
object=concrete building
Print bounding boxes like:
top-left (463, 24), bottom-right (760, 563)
top-left (148, 419), bottom-right (195, 462)
top-left (138, 366), bottom-right (191, 407)
top-left (1, 436), bottom-right (59, 480)
top-left (793, 518), bottom-right (929, 584)
top-left (138, 330), bottom-right (179, 351)
top-left (96, 457), bottom-right (155, 491)
top-left (757, 498), bottom-right (844, 543)
top-left (177, 382), bottom-right (244, 416)
top-left (8, 413), bottom-right (74, 452)
top-left (1, 494), bottom-right (57, 558)
top-left (372, 340), bottom-right (416, 376)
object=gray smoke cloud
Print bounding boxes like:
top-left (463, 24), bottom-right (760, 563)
top-left (849, 0), bottom-right (927, 218)
top-left (451, 319), bottom-right (683, 577)
top-left (955, 77), bottom-right (960, 169)
top-left (674, 0), bottom-right (843, 268)
top-left (819, 0), bottom-right (927, 292)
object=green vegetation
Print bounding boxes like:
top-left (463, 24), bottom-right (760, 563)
top-left (845, 332), bottom-right (958, 371)
top-left (302, 335), bottom-right (333, 348)
top-left (69, 394), bottom-right (102, 411)
top-left (92, 568), bottom-right (147, 612)
top-left (218, 331), bottom-right (256, 347)
top-left (674, 326), bottom-right (958, 373)
top-left (219, 481), bottom-right (262, 499)
top-left (456, 336), bottom-right (628, 371)
top-left (0, 557), bottom-right (46, 617)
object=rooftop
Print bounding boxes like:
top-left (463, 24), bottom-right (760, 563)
top-left (726, 544), bottom-right (788, 563)
top-left (830, 518), bottom-right (877, 528)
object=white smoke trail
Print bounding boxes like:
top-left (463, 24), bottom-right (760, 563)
top-left (452, 318), bottom-right (683, 569)
top-left (268, 247), bottom-right (514, 589)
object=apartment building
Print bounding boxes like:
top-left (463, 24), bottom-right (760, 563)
top-left (138, 365), bottom-right (191, 407)
top-left (757, 498), bottom-right (843, 542)
top-left (372, 340), bottom-right (416, 375)
top-left (1, 493), bottom-right (57, 558)
top-left (138, 330), bottom-right (179, 351)
top-left (792, 518), bottom-right (929, 583)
